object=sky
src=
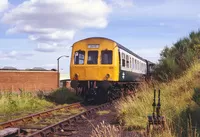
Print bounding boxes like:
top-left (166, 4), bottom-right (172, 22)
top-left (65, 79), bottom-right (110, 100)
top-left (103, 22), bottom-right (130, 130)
top-left (0, 0), bottom-right (200, 74)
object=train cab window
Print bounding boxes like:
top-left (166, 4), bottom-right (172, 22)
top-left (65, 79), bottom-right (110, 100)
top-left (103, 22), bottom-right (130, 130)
top-left (126, 55), bottom-right (129, 68)
top-left (101, 50), bottom-right (112, 64)
top-left (122, 53), bottom-right (125, 67)
top-left (74, 51), bottom-right (85, 64)
top-left (87, 51), bottom-right (98, 64)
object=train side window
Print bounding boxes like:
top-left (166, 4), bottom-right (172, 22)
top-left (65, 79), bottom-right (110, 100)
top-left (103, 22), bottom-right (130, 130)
top-left (122, 53), bottom-right (125, 67)
top-left (126, 55), bottom-right (129, 68)
top-left (87, 51), bottom-right (98, 64)
top-left (139, 62), bottom-right (141, 70)
top-left (130, 57), bottom-right (131, 69)
top-left (74, 51), bottom-right (85, 64)
top-left (132, 58), bottom-right (134, 69)
top-left (142, 63), bottom-right (144, 72)
top-left (135, 59), bottom-right (137, 70)
top-left (101, 50), bottom-right (112, 64)
top-left (142, 63), bottom-right (143, 71)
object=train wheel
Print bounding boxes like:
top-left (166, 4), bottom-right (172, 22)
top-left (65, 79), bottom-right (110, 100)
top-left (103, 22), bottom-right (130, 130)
top-left (94, 87), bottom-right (108, 104)
top-left (84, 88), bottom-right (97, 105)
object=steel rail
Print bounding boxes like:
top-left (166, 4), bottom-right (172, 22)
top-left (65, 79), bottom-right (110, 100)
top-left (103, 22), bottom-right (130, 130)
top-left (26, 103), bottom-right (110, 137)
top-left (0, 102), bottom-right (81, 130)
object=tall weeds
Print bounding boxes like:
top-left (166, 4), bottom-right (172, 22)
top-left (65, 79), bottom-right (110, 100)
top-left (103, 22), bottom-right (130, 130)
top-left (116, 62), bottom-right (200, 136)
top-left (90, 121), bottom-right (122, 137)
top-left (0, 90), bottom-right (53, 122)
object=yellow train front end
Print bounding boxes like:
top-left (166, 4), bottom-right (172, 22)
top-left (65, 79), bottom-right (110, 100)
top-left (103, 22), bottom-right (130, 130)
top-left (70, 38), bottom-right (119, 81)
top-left (70, 37), bottom-right (119, 104)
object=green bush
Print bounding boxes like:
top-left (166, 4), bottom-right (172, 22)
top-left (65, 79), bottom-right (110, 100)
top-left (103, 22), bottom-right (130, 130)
top-left (45, 88), bottom-right (82, 104)
top-left (116, 62), bottom-right (200, 136)
top-left (153, 30), bottom-right (200, 82)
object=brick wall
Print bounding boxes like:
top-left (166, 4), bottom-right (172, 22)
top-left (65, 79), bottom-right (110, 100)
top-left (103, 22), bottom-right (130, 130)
top-left (0, 71), bottom-right (58, 92)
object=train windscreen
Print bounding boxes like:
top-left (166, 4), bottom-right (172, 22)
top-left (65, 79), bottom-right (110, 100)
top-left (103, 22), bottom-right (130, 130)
top-left (74, 51), bottom-right (85, 64)
top-left (101, 50), bottom-right (112, 64)
top-left (87, 51), bottom-right (98, 64)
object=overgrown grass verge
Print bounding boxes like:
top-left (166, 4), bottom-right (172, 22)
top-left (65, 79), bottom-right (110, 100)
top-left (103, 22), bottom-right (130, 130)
top-left (0, 91), bottom-right (54, 122)
top-left (90, 121), bottom-right (121, 137)
top-left (116, 62), bottom-right (200, 136)
top-left (40, 87), bottom-right (83, 104)
top-left (0, 88), bottom-right (82, 122)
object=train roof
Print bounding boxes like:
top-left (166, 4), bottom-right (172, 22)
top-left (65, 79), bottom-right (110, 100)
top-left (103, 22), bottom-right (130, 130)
top-left (73, 37), bottom-right (152, 63)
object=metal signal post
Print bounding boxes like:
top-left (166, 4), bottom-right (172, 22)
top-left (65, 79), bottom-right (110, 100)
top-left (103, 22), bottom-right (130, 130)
top-left (147, 89), bottom-right (165, 135)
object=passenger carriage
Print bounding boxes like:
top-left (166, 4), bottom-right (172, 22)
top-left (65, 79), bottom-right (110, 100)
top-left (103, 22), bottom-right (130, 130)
top-left (70, 37), bottom-right (154, 104)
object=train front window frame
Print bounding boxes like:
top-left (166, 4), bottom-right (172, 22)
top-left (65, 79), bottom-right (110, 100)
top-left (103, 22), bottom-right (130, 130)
top-left (101, 50), bottom-right (112, 64)
top-left (74, 50), bottom-right (85, 65)
top-left (87, 51), bottom-right (98, 64)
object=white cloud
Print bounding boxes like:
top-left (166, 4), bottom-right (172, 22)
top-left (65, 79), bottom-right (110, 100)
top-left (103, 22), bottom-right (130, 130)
top-left (0, 50), bottom-right (34, 60)
top-left (0, 0), bottom-right (8, 12)
top-left (111, 0), bottom-right (200, 19)
top-left (35, 43), bottom-right (58, 52)
top-left (35, 42), bottom-right (71, 52)
top-left (108, 0), bottom-right (133, 8)
top-left (1, 0), bottom-right (111, 52)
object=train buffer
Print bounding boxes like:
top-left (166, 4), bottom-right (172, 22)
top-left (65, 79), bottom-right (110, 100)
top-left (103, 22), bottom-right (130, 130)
top-left (147, 89), bottom-right (166, 135)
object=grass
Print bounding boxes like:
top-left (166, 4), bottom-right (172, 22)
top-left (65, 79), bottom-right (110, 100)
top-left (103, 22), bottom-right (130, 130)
top-left (0, 87), bottom-right (83, 123)
top-left (96, 110), bottom-right (110, 116)
top-left (40, 87), bottom-right (83, 104)
top-left (116, 62), bottom-right (200, 136)
top-left (0, 91), bottom-right (54, 122)
top-left (90, 121), bottom-right (121, 137)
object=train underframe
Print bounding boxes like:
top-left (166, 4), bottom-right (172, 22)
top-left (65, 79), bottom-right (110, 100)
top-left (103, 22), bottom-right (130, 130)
top-left (71, 80), bottom-right (142, 104)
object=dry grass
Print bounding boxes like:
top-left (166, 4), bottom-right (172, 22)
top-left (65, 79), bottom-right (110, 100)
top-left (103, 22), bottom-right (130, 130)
top-left (90, 121), bottom-right (122, 137)
top-left (96, 110), bottom-right (110, 116)
top-left (116, 62), bottom-right (200, 136)
top-left (0, 91), bottom-right (54, 122)
top-left (0, 88), bottom-right (83, 122)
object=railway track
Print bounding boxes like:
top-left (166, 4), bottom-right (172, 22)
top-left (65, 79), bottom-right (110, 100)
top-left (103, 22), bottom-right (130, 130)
top-left (0, 90), bottom-right (141, 137)
top-left (0, 102), bottom-right (111, 137)
top-left (0, 102), bottom-right (84, 136)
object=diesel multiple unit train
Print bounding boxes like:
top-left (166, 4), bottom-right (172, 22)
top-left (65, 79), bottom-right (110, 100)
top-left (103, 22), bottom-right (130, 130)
top-left (70, 37), bottom-right (154, 104)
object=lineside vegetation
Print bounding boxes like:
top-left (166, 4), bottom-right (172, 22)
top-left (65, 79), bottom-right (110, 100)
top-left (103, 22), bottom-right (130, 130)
top-left (116, 30), bottom-right (200, 136)
top-left (153, 30), bottom-right (200, 82)
top-left (0, 90), bottom-right (53, 122)
top-left (0, 88), bottom-right (81, 122)
top-left (116, 62), bottom-right (200, 136)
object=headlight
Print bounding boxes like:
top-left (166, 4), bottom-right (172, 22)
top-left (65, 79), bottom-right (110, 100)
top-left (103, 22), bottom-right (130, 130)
top-left (105, 74), bottom-right (110, 80)
top-left (74, 73), bottom-right (79, 80)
